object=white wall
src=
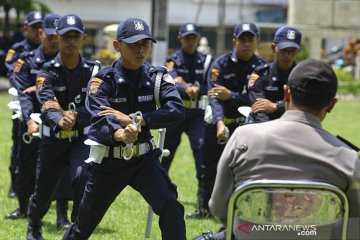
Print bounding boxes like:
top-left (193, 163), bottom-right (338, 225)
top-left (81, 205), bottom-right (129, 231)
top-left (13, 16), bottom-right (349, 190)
top-left (38, 0), bottom-right (152, 27)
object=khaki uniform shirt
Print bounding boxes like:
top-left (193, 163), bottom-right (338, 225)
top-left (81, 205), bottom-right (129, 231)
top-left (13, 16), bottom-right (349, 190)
top-left (209, 110), bottom-right (360, 226)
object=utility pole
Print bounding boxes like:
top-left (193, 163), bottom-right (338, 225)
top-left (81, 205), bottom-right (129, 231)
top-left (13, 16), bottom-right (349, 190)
top-left (216, 0), bottom-right (226, 56)
top-left (151, 0), bottom-right (168, 66)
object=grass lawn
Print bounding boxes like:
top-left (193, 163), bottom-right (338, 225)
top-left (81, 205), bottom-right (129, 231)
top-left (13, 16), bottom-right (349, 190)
top-left (0, 92), bottom-right (359, 239)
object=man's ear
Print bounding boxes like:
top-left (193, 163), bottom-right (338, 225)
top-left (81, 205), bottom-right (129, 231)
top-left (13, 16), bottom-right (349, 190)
top-left (283, 84), bottom-right (291, 102)
top-left (82, 33), bottom-right (88, 42)
top-left (177, 35), bottom-right (182, 43)
top-left (326, 97), bottom-right (338, 113)
top-left (113, 39), bottom-right (120, 52)
top-left (271, 43), bottom-right (276, 54)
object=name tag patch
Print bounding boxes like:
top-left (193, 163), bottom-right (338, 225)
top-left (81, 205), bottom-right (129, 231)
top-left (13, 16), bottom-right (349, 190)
top-left (265, 86), bottom-right (278, 91)
top-left (138, 95), bottom-right (153, 102)
top-left (109, 98), bottom-right (127, 103)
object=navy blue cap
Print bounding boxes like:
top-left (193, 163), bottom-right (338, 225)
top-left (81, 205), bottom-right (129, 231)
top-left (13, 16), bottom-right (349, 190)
top-left (25, 11), bottom-right (45, 26)
top-left (56, 14), bottom-right (84, 35)
top-left (43, 14), bottom-right (60, 35)
top-left (273, 26), bottom-right (302, 49)
top-left (179, 23), bottom-right (200, 37)
top-left (234, 23), bottom-right (260, 38)
top-left (116, 17), bottom-right (156, 43)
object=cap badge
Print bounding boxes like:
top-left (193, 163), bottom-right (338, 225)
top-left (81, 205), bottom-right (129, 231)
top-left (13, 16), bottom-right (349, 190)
top-left (186, 24), bottom-right (194, 31)
top-left (34, 12), bottom-right (42, 20)
top-left (66, 16), bottom-right (76, 25)
top-left (242, 24), bottom-right (250, 31)
top-left (134, 21), bottom-right (144, 31)
top-left (53, 19), bottom-right (59, 27)
top-left (287, 30), bottom-right (296, 40)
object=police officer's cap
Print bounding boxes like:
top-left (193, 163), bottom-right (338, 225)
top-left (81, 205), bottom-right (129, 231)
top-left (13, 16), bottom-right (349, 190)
top-left (234, 23), bottom-right (260, 38)
top-left (43, 14), bottom-right (60, 35)
top-left (274, 26), bottom-right (302, 50)
top-left (56, 14), bottom-right (84, 35)
top-left (116, 18), bottom-right (156, 44)
top-left (25, 11), bottom-right (45, 26)
top-left (288, 59), bottom-right (337, 97)
top-left (178, 23), bottom-right (201, 37)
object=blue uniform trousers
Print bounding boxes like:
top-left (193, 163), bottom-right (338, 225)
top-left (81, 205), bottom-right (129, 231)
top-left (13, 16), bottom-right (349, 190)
top-left (9, 117), bottom-right (20, 194)
top-left (28, 135), bottom-right (89, 223)
top-left (202, 123), bottom-right (238, 210)
top-left (15, 120), bottom-right (39, 201)
top-left (64, 150), bottom-right (186, 240)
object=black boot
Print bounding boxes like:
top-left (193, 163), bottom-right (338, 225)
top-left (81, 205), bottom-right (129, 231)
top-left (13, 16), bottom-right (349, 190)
top-left (7, 179), bottom-right (17, 198)
top-left (192, 231), bottom-right (214, 240)
top-left (27, 220), bottom-right (43, 240)
top-left (186, 207), bottom-right (212, 219)
top-left (5, 198), bottom-right (28, 219)
top-left (56, 200), bottom-right (71, 230)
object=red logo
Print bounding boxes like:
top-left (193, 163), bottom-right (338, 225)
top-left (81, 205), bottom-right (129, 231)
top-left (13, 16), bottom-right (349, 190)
top-left (237, 222), bottom-right (250, 234)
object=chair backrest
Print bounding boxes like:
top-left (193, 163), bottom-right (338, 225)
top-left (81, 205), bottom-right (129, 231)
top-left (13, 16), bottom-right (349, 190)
top-left (226, 180), bottom-right (349, 240)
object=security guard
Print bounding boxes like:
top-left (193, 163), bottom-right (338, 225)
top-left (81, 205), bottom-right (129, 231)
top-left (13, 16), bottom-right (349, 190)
top-left (7, 14), bottom-right (74, 229)
top-left (196, 23), bottom-right (267, 219)
top-left (63, 17), bottom-right (186, 240)
top-left (164, 23), bottom-right (212, 214)
top-left (5, 10), bottom-right (45, 199)
top-left (248, 26), bottom-right (302, 122)
top-left (26, 14), bottom-right (100, 240)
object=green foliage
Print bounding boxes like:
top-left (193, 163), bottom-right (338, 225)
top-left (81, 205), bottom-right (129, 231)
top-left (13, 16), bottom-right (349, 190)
top-left (334, 68), bottom-right (360, 96)
top-left (296, 42), bottom-right (310, 62)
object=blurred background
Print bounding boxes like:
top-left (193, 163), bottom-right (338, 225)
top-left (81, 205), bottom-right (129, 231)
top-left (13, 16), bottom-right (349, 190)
top-left (1, 0), bottom-right (360, 88)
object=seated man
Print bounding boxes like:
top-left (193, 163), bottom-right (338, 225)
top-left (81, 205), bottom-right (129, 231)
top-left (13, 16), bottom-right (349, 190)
top-left (193, 59), bottom-right (360, 240)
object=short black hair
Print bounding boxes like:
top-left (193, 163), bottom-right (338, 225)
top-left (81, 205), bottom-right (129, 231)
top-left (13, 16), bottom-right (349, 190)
top-left (288, 59), bottom-right (337, 110)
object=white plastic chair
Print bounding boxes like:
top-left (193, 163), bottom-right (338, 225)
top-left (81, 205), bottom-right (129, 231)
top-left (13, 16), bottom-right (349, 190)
top-left (226, 180), bottom-right (349, 240)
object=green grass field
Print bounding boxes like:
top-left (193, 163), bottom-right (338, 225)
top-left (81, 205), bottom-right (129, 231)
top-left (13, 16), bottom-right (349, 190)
top-left (0, 92), bottom-right (359, 239)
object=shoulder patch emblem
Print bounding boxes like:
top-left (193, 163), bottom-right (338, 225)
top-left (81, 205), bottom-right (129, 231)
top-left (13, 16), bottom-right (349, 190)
top-left (210, 68), bottom-right (220, 83)
top-left (248, 73), bottom-right (260, 89)
top-left (88, 78), bottom-right (103, 96)
top-left (165, 61), bottom-right (175, 71)
top-left (14, 59), bottom-right (25, 73)
top-left (36, 76), bottom-right (46, 93)
top-left (163, 73), bottom-right (175, 85)
top-left (5, 49), bottom-right (15, 62)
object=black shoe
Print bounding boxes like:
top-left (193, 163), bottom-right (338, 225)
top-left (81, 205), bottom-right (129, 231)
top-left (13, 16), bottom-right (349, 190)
top-left (192, 231), bottom-right (214, 240)
top-left (57, 217), bottom-right (71, 230)
top-left (7, 189), bottom-right (17, 198)
top-left (4, 208), bottom-right (27, 219)
top-left (186, 208), bottom-right (212, 219)
top-left (56, 200), bottom-right (71, 230)
top-left (27, 224), bottom-right (43, 240)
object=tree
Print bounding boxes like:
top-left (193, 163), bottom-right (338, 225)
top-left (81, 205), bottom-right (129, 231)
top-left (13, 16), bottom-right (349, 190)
top-left (0, 0), bottom-right (51, 32)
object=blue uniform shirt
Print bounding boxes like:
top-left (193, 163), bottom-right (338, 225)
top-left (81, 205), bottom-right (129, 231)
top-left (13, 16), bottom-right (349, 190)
top-left (248, 61), bottom-right (296, 121)
top-left (11, 46), bottom-right (57, 122)
top-left (208, 50), bottom-right (267, 124)
top-left (86, 60), bottom-right (185, 146)
top-left (5, 38), bottom-right (39, 79)
top-left (36, 54), bottom-right (100, 133)
top-left (165, 49), bottom-right (211, 100)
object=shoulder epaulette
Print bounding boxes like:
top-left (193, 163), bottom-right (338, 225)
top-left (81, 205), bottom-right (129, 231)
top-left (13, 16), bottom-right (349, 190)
top-left (336, 135), bottom-right (360, 152)
top-left (149, 65), bottom-right (168, 75)
top-left (19, 50), bottom-right (34, 59)
top-left (254, 63), bottom-right (270, 73)
top-left (42, 59), bottom-right (58, 70)
top-left (84, 59), bottom-right (101, 67)
top-left (95, 66), bottom-right (113, 78)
